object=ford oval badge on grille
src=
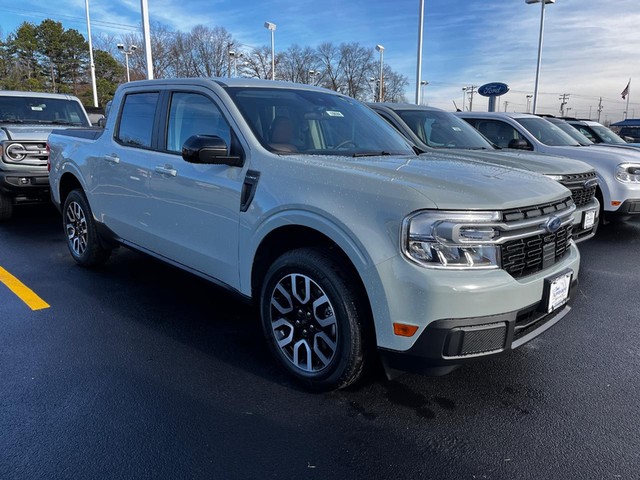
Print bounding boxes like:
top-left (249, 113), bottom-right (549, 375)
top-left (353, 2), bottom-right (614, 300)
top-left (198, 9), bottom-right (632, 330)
top-left (545, 216), bottom-right (562, 233)
top-left (584, 178), bottom-right (598, 189)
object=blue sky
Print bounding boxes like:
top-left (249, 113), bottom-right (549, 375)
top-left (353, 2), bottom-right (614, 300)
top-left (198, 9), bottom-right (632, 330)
top-left (1, 0), bottom-right (639, 122)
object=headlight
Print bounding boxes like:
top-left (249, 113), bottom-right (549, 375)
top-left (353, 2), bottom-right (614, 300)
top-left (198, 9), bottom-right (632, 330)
top-left (402, 211), bottom-right (501, 269)
top-left (544, 174), bottom-right (564, 181)
top-left (615, 163), bottom-right (640, 183)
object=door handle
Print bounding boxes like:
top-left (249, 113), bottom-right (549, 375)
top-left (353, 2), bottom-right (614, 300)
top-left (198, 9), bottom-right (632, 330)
top-left (103, 153), bottom-right (120, 164)
top-left (155, 165), bottom-right (177, 177)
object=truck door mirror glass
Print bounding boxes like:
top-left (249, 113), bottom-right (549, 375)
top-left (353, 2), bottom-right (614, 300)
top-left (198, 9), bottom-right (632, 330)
top-left (182, 135), bottom-right (243, 167)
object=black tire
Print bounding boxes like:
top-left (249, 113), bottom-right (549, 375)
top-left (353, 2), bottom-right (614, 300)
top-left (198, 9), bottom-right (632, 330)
top-left (260, 247), bottom-right (369, 391)
top-left (62, 189), bottom-right (111, 266)
top-left (0, 192), bottom-right (13, 221)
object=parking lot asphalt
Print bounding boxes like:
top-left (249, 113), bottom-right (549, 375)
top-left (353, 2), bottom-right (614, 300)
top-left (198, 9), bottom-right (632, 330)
top-left (1, 204), bottom-right (639, 480)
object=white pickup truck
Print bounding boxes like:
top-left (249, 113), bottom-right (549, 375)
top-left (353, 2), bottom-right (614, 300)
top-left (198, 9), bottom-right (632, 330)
top-left (48, 78), bottom-right (580, 390)
top-left (0, 90), bottom-right (91, 220)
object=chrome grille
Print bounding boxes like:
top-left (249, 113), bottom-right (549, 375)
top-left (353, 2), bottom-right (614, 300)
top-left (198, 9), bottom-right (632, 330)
top-left (2, 141), bottom-right (48, 166)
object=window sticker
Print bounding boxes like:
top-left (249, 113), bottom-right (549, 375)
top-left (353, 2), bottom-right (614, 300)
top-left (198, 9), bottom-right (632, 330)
top-left (326, 110), bottom-right (344, 117)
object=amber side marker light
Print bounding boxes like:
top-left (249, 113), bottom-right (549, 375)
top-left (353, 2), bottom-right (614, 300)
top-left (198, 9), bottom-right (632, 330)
top-left (393, 323), bottom-right (419, 337)
top-left (611, 201), bottom-right (622, 206)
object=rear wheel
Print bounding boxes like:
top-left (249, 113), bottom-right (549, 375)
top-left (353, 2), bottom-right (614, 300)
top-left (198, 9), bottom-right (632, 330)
top-left (0, 192), bottom-right (13, 221)
top-left (260, 248), bottom-right (369, 391)
top-left (63, 189), bottom-right (111, 266)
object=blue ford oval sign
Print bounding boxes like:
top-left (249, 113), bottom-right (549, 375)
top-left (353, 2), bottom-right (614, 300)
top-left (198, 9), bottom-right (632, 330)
top-left (478, 82), bottom-right (510, 97)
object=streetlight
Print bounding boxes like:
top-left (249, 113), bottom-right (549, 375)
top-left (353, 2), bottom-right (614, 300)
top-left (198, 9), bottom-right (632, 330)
top-left (526, 0), bottom-right (555, 114)
top-left (462, 87), bottom-right (467, 111)
top-left (375, 44), bottom-right (384, 102)
top-left (264, 21), bottom-right (276, 80)
top-left (308, 69), bottom-right (320, 85)
top-left (526, 94), bottom-right (533, 113)
top-left (117, 43), bottom-right (137, 83)
top-left (84, 0), bottom-right (98, 107)
top-left (420, 80), bottom-right (428, 105)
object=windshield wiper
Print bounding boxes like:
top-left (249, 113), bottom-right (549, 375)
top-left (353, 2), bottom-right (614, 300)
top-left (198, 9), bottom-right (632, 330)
top-left (0, 119), bottom-right (24, 124)
top-left (352, 151), bottom-right (392, 157)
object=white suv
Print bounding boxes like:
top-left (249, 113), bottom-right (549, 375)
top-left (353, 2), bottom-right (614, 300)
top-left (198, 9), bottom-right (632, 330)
top-left (459, 112), bottom-right (640, 221)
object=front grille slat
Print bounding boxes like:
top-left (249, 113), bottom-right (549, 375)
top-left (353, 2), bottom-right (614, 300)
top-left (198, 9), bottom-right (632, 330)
top-left (501, 224), bottom-right (573, 279)
top-left (560, 171), bottom-right (598, 208)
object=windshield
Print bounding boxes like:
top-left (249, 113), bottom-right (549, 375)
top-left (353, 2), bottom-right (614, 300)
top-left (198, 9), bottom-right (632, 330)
top-left (397, 109), bottom-right (493, 149)
top-left (225, 87), bottom-right (414, 156)
top-left (551, 120), bottom-right (593, 146)
top-left (590, 124), bottom-right (627, 144)
top-left (516, 117), bottom-right (582, 146)
top-left (0, 96), bottom-right (89, 126)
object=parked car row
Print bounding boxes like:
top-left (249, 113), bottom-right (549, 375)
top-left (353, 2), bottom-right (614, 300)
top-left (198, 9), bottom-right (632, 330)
top-left (5, 79), bottom-right (639, 392)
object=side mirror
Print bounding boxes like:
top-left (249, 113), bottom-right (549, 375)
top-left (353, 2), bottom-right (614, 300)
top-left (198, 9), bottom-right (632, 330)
top-left (97, 117), bottom-right (106, 128)
top-left (182, 135), bottom-right (243, 167)
top-left (507, 138), bottom-right (532, 150)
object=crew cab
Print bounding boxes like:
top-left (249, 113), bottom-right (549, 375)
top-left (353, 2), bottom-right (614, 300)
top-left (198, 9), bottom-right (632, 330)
top-left (48, 79), bottom-right (580, 390)
top-left (0, 90), bottom-right (91, 220)
top-left (459, 112), bottom-right (640, 221)
top-left (370, 103), bottom-right (599, 242)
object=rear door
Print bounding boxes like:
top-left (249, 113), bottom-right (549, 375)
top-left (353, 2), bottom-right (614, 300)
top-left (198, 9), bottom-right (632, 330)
top-left (90, 91), bottom-right (160, 246)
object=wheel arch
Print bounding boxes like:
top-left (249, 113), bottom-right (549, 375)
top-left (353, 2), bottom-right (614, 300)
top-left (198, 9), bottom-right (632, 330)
top-left (58, 172), bottom-right (84, 207)
top-left (249, 224), bottom-right (378, 343)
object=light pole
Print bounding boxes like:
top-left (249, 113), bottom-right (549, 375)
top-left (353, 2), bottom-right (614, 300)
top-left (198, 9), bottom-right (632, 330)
top-left (227, 43), bottom-right (234, 78)
top-left (308, 70), bottom-right (319, 85)
top-left (462, 87), bottom-right (467, 111)
top-left (420, 80), bottom-right (428, 105)
top-left (117, 43), bottom-right (137, 83)
top-left (415, 0), bottom-right (425, 105)
top-left (84, 0), bottom-right (98, 107)
top-left (526, 94), bottom-right (533, 113)
top-left (526, 0), bottom-right (555, 114)
top-left (375, 44), bottom-right (384, 102)
top-left (264, 21), bottom-right (276, 80)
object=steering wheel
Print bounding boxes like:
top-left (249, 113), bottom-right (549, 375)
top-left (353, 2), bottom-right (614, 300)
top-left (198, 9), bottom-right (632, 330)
top-left (334, 140), bottom-right (357, 149)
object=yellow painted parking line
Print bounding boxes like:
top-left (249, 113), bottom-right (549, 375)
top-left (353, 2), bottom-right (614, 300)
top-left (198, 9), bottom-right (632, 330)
top-left (0, 266), bottom-right (50, 311)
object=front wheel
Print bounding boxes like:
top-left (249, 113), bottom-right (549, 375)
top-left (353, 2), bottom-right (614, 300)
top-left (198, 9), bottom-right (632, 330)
top-left (63, 189), bottom-right (111, 266)
top-left (260, 248), bottom-right (369, 391)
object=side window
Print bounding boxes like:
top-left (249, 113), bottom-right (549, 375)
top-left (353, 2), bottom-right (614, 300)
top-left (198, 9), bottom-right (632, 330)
top-left (577, 126), bottom-right (596, 142)
top-left (475, 120), bottom-right (524, 148)
top-left (166, 92), bottom-right (231, 153)
top-left (116, 92), bottom-right (159, 148)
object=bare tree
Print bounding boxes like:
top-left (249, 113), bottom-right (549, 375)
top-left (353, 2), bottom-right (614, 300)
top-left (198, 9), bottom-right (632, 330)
top-left (316, 42), bottom-right (341, 92)
top-left (338, 42), bottom-right (375, 100)
top-left (242, 45), bottom-right (274, 79)
top-left (381, 66), bottom-right (408, 103)
top-left (277, 44), bottom-right (320, 84)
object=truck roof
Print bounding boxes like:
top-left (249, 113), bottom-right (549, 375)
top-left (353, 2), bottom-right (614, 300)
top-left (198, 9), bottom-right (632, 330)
top-left (0, 90), bottom-right (83, 101)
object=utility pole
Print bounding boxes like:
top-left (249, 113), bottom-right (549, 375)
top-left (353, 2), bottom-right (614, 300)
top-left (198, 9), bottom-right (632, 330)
top-left (504, 101), bottom-right (509, 112)
top-left (466, 85), bottom-right (478, 111)
top-left (559, 93), bottom-right (570, 116)
top-left (597, 97), bottom-right (603, 123)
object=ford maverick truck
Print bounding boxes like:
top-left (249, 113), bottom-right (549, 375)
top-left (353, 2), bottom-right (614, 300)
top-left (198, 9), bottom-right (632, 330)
top-left (0, 90), bottom-right (91, 220)
top-left (48, 79), bottom-right (580, 391)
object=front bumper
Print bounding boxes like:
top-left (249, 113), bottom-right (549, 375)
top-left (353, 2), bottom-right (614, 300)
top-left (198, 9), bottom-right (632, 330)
top-left (379, 278), bottom-right (577, 376)
top-left (366, 240), bottom-right (580, 374)
top-left (611, 198), bottom-right (640, 215)
top-left (0, 170), bottom-right (50, 200)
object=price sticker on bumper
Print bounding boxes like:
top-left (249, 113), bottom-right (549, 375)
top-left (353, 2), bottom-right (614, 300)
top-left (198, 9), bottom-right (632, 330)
top-left (547, 271), bottom-right (572, 313)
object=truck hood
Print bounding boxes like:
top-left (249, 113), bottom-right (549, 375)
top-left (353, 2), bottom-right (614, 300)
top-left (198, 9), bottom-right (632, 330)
top-left (297, 153), bottom-right (570, 211)
top-left (540, 143), bottom-right (640, 165)
top-left (0, 124), bottom-right (75, 141)
top-left (433, 148), bottom-right (593, 175)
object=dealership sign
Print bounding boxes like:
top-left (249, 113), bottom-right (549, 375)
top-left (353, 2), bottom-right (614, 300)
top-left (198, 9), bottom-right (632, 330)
top-left (478, 82), bottom-right (510, 97)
